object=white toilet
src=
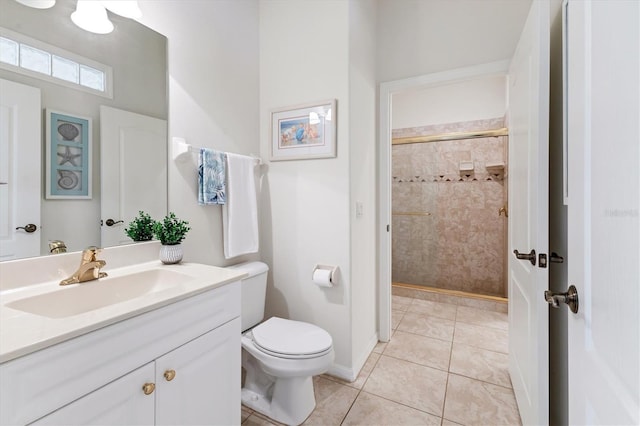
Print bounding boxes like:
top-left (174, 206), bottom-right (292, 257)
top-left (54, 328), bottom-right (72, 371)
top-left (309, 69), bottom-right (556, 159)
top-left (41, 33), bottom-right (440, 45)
top-left (229, 261), bottom-right (334, 426)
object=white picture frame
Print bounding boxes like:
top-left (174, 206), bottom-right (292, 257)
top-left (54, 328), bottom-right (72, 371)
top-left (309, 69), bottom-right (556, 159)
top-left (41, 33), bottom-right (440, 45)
top-left (270, 99), bottom-right (337, 161)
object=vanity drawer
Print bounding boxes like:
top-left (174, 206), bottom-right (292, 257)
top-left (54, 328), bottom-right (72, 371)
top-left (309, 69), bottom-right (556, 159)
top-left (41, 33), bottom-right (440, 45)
top-left (0, 280), bottom-right (240, 426)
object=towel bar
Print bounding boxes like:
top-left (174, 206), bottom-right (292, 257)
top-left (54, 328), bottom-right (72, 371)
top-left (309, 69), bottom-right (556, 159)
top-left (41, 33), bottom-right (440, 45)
top-left (172, 137), bottom-right (261, 164)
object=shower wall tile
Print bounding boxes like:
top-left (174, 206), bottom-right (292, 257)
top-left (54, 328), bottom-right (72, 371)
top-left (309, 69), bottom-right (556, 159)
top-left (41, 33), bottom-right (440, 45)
top-left (392, 118), bottom-right (507, 297)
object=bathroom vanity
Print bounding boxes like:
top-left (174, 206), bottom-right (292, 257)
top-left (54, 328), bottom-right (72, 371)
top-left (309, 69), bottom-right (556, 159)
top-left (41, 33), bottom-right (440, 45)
top-left (0, 242), bottom-right (245, 425)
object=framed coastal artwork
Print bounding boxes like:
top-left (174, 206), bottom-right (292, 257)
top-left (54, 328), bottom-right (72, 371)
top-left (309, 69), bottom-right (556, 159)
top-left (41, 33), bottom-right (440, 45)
top-left (45, 109), bottom-right (92, 199)
top-left (270, 99), bottom-right (336, 161)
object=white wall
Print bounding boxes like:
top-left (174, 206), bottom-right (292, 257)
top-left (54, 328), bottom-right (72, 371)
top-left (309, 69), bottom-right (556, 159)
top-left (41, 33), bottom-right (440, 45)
top-left (138, 0), bottom-right (260, 266)
top-left (259, 0), bottom-right (354, 375)
top-left (141, 0), bottom-right (376, 378)
top-left (377, 0), bottom-right (531, 83)
top-left (348, 0), bottom-right (379, 374)
top-left (392, 75), bottom-right (507, 129)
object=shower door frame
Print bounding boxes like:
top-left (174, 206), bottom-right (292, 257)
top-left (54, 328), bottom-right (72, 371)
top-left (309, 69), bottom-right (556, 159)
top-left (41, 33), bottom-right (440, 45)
top-left (377, 60), bottom-right (510, 342)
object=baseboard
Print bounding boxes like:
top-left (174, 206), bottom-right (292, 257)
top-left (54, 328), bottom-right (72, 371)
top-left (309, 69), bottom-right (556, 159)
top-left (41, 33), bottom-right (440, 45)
top-left (326, 363), bottom-right (354, 382)
top-left (326, 333), bottom-right (378, 382)
top-left (355, 333), bottom-right (379, 373)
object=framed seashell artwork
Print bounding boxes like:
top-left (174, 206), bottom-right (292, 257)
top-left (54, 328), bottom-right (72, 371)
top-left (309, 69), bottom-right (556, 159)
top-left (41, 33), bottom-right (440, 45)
top-left (45, 109), bottom-right (92, 199)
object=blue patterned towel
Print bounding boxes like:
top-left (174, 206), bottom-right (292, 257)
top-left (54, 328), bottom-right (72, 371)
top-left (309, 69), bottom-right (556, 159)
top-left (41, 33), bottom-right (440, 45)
top-left (198, 148), bottom-right (226, 205)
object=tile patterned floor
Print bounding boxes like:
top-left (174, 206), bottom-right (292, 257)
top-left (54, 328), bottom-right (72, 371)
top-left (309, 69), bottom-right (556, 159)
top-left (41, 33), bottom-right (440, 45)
top-left (242, 292), bottom-right (521, 426)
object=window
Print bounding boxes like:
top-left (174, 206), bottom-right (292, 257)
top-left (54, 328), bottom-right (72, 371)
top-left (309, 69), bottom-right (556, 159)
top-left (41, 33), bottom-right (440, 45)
top-left (52, 55), bottom-right (79, 83)
top-left (19, 44), bottom-right (51, 74)
top-left (0, 27), bottom-right (112, 98)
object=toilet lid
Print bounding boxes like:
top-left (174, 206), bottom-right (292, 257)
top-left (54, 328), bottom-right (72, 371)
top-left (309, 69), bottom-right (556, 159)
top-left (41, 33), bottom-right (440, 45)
top-left (252, 317), bottom-right (333, 357)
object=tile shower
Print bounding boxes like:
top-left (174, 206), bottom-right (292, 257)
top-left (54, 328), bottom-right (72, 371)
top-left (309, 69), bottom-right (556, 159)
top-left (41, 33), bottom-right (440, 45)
top-left (392, 117), bottom-right (508, 298)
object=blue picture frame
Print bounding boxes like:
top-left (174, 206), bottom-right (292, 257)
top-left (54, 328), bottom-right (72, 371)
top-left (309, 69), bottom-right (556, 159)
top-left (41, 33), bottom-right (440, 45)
top-left (45, 109), bottom-right (92, 199)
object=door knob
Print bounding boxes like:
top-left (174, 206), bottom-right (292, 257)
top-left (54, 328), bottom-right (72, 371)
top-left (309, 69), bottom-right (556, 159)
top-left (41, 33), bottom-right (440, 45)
top-left (142, 382), bottom-right (155, 395)
top-left (513, 249), bottom-right (536, 266)
top-left (544, 285), bottom-right (579, 314)
top-left (16, 224), bottom-right (37, 233)
top-left (164, 369), bottom-right (176, 381)
top-left (105, 219), bottom-right (124, 226)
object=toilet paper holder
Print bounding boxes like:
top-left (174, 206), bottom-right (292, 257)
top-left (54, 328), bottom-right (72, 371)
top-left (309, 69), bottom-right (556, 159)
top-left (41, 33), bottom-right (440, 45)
top-left (312, 264), bottom-right (338, 285)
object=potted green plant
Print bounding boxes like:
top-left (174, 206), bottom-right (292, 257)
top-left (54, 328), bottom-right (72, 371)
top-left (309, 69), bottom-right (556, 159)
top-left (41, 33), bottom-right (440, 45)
top-left (124, 211), bottom-right (155, 242)
top-left (153, 212), bottom-right (190, 264)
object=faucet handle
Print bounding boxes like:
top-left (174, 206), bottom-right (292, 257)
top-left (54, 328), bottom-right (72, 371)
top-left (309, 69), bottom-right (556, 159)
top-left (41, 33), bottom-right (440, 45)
top-left (60, 247), bottom-right (107, 285)
top-left (82, 246), bottom-right (102, 262)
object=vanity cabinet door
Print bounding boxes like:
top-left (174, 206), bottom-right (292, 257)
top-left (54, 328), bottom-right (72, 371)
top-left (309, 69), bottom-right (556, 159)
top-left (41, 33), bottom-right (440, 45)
top-left (155, 317), bottom-right (240, 426)
top-left (30, 362), bottom-right (155, 426)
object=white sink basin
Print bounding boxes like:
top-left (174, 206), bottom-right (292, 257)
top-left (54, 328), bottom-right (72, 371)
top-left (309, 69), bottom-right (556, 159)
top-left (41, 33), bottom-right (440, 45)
top-left (6, 268), bottom-right (192, 318)
top-left (0, 244), bottom-right (248, 363)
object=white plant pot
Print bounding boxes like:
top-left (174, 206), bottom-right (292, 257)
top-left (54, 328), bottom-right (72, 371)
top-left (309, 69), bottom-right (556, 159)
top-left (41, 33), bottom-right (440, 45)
top-left (159, 243), bottom-right (183, 264)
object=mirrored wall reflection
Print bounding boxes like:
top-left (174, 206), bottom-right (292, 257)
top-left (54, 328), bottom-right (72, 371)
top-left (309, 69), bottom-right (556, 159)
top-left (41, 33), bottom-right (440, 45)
top-left (0, 0), bottom-right (168, 261)
top-left (391, 118), bottom-right (508, 298)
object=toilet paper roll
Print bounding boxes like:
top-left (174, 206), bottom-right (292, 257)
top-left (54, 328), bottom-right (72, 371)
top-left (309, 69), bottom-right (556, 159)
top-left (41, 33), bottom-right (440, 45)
top-left (312, 269), bottom-right (333, 287)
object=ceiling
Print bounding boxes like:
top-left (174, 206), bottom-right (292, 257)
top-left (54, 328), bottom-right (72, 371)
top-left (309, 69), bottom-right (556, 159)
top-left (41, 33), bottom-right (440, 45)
top-left (376, 0), bottom-right (534, 82)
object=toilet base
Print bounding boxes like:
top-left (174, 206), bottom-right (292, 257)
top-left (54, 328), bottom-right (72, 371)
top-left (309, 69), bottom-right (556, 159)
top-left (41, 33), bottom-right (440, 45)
top-left (241, 373), bottom-right (316, 425)
top-left (240, 323), bottom-right (334, 425)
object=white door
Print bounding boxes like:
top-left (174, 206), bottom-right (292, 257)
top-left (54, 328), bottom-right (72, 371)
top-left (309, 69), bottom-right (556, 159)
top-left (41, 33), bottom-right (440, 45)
top-left (566, 1), bottom-right (639, 424)
top-left (100, 106), bottom-right (167, 247)
top-left (0, 79), bottom-right (41, 260)
top-left (507, 1), bottom-right (550, 424)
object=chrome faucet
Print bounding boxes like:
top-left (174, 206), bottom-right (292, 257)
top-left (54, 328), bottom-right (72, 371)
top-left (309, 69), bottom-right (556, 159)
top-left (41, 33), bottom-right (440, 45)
top-left (59, 246), bottom-right (108, 286)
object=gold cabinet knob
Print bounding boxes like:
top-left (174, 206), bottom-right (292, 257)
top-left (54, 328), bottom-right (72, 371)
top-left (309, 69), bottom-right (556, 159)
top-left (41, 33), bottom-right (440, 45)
top-left (142, 382), bottom-right (156, 395)
top-left (164, 369), bottom-right (176, 381)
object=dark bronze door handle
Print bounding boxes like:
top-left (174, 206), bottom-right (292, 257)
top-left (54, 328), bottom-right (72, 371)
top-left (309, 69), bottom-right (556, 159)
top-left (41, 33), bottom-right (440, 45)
top-left (513, 249), bottom-right (536, 266)
top-left (16, 224), bottom-right (37, 233)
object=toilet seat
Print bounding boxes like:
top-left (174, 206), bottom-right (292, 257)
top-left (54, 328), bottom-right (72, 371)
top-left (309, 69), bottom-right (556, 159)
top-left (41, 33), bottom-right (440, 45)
top-left (253, 343), bottom-right (333, 360)
top-left (251, 317), bottom-right (333, 359)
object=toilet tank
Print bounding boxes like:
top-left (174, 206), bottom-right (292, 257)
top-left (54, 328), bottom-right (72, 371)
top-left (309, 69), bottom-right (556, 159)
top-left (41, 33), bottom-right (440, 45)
top-left (228, 261), bottom-right (269, 332)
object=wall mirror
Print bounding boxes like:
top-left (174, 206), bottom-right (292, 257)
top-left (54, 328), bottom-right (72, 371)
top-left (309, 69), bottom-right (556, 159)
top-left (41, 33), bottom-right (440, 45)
top-left (0, 0), bottom-right (168, 261)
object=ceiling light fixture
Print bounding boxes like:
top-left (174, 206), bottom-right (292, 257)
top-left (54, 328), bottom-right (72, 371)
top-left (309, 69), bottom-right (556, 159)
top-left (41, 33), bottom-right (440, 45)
top-left (71, 0), bottom-right (114, 35)
top-left (14, 0), bottom-right (56, 9)
top-left (15, 0), bottom-right (143, 35)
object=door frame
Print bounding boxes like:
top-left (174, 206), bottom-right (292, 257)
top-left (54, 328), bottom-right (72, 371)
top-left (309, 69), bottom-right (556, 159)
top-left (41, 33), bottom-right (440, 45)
top-left (377, 60), bottom-right (510, 342)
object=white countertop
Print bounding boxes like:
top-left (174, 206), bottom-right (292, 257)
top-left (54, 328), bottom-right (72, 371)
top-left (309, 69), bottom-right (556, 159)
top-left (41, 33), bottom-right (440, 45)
top-left (0, 261), bottom-right (246, 363)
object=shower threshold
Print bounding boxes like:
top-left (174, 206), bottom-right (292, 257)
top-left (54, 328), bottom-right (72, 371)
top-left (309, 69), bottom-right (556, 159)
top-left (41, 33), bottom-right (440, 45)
top-left (393, 282), bottom-right (507, 303)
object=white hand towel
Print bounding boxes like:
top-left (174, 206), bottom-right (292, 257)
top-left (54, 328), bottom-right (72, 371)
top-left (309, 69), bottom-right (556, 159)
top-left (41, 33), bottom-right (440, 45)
top-left (222, 153), bottom-right (259, 258)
